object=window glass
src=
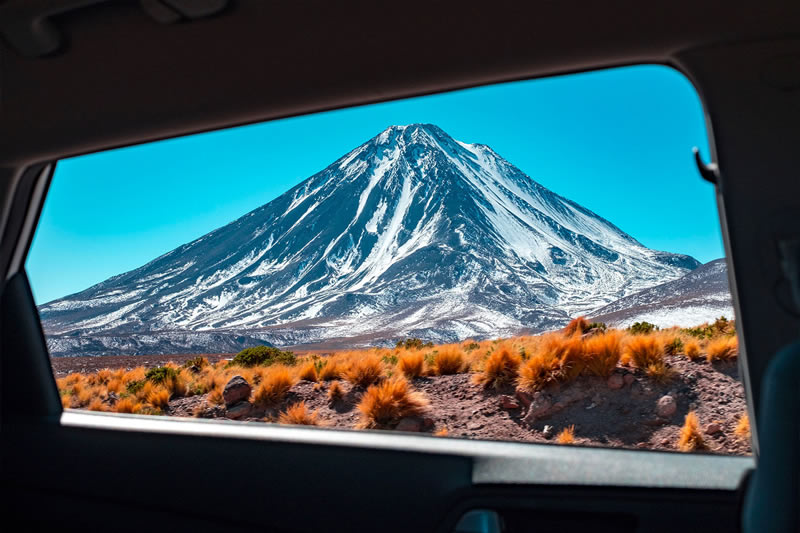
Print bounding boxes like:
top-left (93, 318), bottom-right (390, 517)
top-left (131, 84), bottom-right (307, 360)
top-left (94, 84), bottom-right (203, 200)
top-left (28, 64), bottom-right (750, 455)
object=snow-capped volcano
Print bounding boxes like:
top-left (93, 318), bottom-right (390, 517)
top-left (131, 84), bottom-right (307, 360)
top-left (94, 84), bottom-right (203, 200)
top-left (40, 124), bottom-right (700, 356)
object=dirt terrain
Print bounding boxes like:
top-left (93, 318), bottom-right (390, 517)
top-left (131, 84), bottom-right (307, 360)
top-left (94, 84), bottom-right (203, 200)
top-left (54, 350), bottom-right (751, 455)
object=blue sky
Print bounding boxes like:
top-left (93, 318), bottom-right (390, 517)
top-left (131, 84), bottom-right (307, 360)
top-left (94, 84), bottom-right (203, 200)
top-left (26, 64), bottom-right (722, 304)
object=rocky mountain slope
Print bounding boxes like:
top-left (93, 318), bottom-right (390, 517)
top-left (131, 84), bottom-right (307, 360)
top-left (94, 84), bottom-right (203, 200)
top-left (41, 124), bottom-right (700, 356)
top-left (591, 258), bottom-right (734, 327)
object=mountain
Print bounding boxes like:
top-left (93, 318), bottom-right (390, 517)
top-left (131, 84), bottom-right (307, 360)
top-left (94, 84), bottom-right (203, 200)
top-left (590, 258), bottom-right (733, 328)
top-left (40, 123), bottom-right (700, 356)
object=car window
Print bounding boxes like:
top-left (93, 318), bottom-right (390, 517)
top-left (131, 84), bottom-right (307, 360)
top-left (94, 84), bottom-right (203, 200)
top-left (27, 64), bottom-right (751, 455)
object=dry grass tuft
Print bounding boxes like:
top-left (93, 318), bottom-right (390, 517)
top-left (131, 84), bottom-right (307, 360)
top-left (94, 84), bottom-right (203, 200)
top-left (684, 340), bottom-right (702, 360)
top-left (146, 386), bottom-right (170, 409)
top-left (397, 351), bottom-right (425, 379)
top-left (253, 367), bottom-right (295, 407)
top-left (318, 358), bottom-right (342, 381)
top-left (114, 397), bottom-right (143, 414)
top-left (162, 372), bottom-right (187, 398)
top-left (625, 335), bottom-right (665, 369)
top-left (279, 401), bottom-right (322, 425)
top-left (343, 354), bottom-right (384, 387)
top-left (473, 343), bottom-right (521, 388)
top-left (434, 427), bottom-right (449, 437)
top-left (556, 425), bottom-right (575, 444)
top-left (207, 386), bottom-right (224, 405)
top-left (517, 349), bottom-right (563, 393)
top-left (583, 331), bottom-right (622, 377)
top-left (432, 346), bottom-right (465, 375)
top-left (327, 380), bottom-right (344, 403)
top-left (88, 398), bottom-right (106, 411)
top-left (563, 316), bottom-right (590, 336)
top-left (706, 337), bottom-right (738, 362)
top-left (644, 361), bottom-right (674, 383)
top-left (735, 413), bottom-right (751, 440)
top-left (356, 377), bottom-right (429, 429)
top-left (677, 411), bottom-right (706, 452)
top-left (296, 361), bottom-right (318, 382)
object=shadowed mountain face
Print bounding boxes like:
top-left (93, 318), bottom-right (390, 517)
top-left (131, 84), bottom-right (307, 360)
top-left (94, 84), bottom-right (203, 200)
top-left (591, 258), bottom-right (733, 328)
top-left (40, 124), bottom-right (700, 356)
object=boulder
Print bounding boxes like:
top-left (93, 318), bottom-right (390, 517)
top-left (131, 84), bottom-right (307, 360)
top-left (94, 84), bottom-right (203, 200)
top-left (522, 393), bottom-right (552, 425)
top-left (395, 417), bottom-right (423, 432)
top-left (656, 395), bottom-right (677, 418)
top-left (223, 375), bottom-right (251, 406)
top-left (515, 389), bottom-right (533, 409)
top-left (499, 395), bottom-right (520, 409)
top-left (623, 374), bottom-right (635, 386)
top-left (607, 374), bottom-right (624, 389)
top-left (542, 425), bottom-right (554, 439)
top-left (705, 422), bottom-right (723, 435)
top-left (226, 401), bottom-right (252, 420)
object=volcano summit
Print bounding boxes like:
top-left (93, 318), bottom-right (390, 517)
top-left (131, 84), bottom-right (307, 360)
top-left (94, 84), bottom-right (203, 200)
top-left (41, 124), bottom-right (701, 356)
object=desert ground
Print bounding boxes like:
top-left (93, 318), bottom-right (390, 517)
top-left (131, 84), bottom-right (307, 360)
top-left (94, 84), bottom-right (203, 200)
top-left (51, 317), bottom-right (751, 455)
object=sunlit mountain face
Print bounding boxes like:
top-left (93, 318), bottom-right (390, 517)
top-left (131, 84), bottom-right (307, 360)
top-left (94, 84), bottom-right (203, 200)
top-left (40, 124), bottom-right (699, 356)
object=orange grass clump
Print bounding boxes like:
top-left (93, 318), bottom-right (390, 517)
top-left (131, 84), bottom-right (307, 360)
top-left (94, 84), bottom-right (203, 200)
top-left (563, 316), bottom-right (590, 336)
top-left (684, 340), bottom-right (702, 361)
top-left (296, 361), bottom-right (318, 382)
top-left (114, 398), bottom-right (143, 414)
top-left (624, 335), bottom-right (664, 369)
top-left (207, 387), bottom-right (224, 405)
top-left (434, 427), bottom-right (449, 437)
top-left (677, 411), bottom-right (706, 452)
top-left (87, 398), bottom-right (106, 412)
top-left (146, 387), bottom-right (170, 409)
top-left (327, 380), bottom-right (344, 403)
top-left (397, 351), bottom-right (425, 378)
top-left (279, 402), bottom-right (321, 426)
top-left (706, 337), bottom-right (738, 362)
top-left (343, 354), bottom-right (384, 387)
top-left (735, 413), bottom-right (751, 440)
top-left (356, 377), bottom-right (429, 429)
top-left (253, 367), bottom-right (295, 407)
top-left (583, 331), bottom-right (622, 377)
top-left (318, 358), bottom-right (342, 381)
top-left (163, 372), bottom-right (187, 398)
top-left (556, 425), bottom-right (575, 444)
top-left (517, 350), bottom-right (563, 393)
top-left (432, 346), bottom-right (465, 375)
top-left (473, 343), bottom-right (521, 389)
top-left (624, 335), bottom-right (671, 381)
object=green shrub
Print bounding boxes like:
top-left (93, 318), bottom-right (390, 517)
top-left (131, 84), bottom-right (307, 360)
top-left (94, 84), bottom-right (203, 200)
top-left (587, 322), bottom-right (607, 332)
top-left (145, 366), bottom-right (178, 384)
top-left (382, 353), bottom-right (399, 366)
top-left (395, 338), bottom-right (434, 350)
top-left (682, 316), bottom-right (735, 339)
top-left (182, 356), bottom-right (208, 369)
top-left (463, 342), bottom-right (481, 352)
top-left (229, 345), bottom-right (296, 367)
top-left (629, 321), bottom-right (657, 335)
top-left (126, 380), bottom-right (145, 394)
top-left (664, 337), bottom-right (684, 355)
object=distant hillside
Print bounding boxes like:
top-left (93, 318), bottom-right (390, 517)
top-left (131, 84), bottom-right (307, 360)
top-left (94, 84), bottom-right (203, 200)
top-left (591, 258), bottom-right (733, 328)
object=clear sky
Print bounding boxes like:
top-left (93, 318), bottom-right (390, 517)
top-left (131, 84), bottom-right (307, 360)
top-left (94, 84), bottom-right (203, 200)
top-left (26, 64), bottom-right (722, 305)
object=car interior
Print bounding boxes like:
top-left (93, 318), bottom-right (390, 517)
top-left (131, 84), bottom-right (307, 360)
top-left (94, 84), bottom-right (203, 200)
top-left (1, 1), bottom-right (799, 531)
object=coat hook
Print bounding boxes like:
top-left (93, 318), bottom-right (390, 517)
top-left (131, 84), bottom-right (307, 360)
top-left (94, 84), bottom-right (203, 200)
top-left (693, 147), bottom-right (719, 185)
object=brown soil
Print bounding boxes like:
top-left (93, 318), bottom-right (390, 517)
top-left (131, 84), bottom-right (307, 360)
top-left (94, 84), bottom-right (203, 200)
top-left (53, 353), bottom-right (751, 455)
top-left (50, 353), bottom-right (233, 377)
